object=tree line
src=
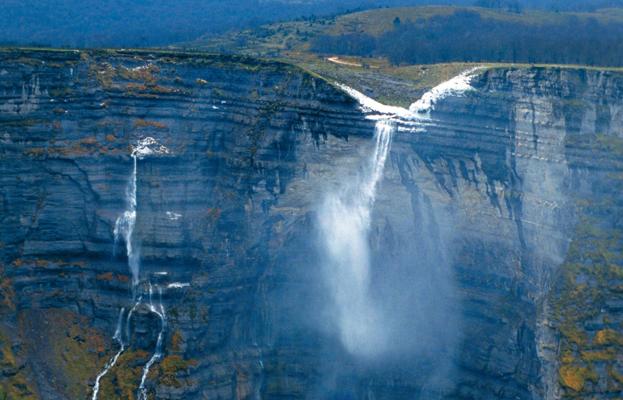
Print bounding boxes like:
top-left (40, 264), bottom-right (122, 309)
top-left (311, 10), bottom-right (623, 66)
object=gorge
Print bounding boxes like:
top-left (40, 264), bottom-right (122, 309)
top-left (0, 48), bottom-right (622, 400)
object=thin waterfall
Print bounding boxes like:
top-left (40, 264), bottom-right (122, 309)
top-left (91, 308), bottom-right (126, 400)
top-left (114, 154), bottom-right (139, 291)
top-left (138, 284), bottom-right (167, 400)
top-left (92, 137), bottom-right (170, 399)
top-left (125, 297), bottom-right (142, 346)
top-left (92, 151), bottom-right (140, 400)
top-left (318, 119), bottom-right (394, 356)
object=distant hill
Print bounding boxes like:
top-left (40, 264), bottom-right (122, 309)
top-left (0, 0), bottom-right (473, 48)
top-left (187, 6), bottom-right (623, 67)
top-left (2, 0), bottom-right (623, 48)
top-left (311, 7), bottom-right (623, 66)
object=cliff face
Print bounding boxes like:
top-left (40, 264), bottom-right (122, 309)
top-left (386, 68), bottom-right (623, 399)
top-left (0, 50), bottom-right (622, 400)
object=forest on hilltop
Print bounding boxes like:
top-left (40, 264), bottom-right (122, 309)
top-left (2, 0), bottom-right (623, 48)
top-left (311, 9), bottom-right (623, 66)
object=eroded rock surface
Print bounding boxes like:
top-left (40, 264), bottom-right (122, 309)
top-left (1, 50), bottom-right (622, 399)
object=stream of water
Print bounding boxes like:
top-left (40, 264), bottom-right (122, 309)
top-left (138, 284), bottom-right (167, 400)
top-left (92, 138), bottom-right (170, 399)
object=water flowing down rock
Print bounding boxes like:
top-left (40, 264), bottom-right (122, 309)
top-left (138, 284), bottom-right (167, 400)
top-left (114, 154), bottom-right (139, 289)
top-left (91, 308), bottom-right (126, 400)
top-left (318, 119), bottom-right (393, 357)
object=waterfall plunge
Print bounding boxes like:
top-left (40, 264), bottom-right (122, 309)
top-left (318, 120), bottom-right (393, 357)
top-left (322, 70), bottom-right (478, 358)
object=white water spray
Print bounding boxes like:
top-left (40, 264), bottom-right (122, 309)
top-left (408, 68), bottom-right (479, 118)
top-left (338, 68), bottom-right (480, 122)
top-left (321, 70), bottom-right (479, 357)
top-left (318, 119), bottom-right (393, 356)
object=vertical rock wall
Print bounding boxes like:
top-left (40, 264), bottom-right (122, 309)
top-left (1, 50), bottom-right (622, 399)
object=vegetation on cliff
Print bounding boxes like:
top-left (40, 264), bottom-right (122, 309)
top-left (310, 7), bottom-right (623, 66)
top-left (551, 134), bottom-right (623, 397)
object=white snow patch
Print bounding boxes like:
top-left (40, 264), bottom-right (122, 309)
top-left (130, 64), bottom-right (151, 72)
top-left (167, 282), bottom-right (190, 289)
top-left (165, 211), bottom-right (182, 221)
top-left (132, 137), bottom-right (170, 159)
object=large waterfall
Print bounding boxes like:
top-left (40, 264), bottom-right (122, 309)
top-left (322, 70), bottom-right (478, 358)
top-left (318, 120), bottom-right (394, 356)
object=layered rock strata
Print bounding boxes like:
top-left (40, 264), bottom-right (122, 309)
top-left (0, 49), bottom-right (622, 399)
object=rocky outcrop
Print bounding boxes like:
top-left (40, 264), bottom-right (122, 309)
top-left (1, 49), bottom-right (622, 399)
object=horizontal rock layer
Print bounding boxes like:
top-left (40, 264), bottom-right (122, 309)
top-left (0, 49), bottom-right (622, 399)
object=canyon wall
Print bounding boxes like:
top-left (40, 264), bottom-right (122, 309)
top-left (0, 49), bottom-right (622, 399)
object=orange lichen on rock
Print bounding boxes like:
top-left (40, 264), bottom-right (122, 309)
top-left (594, 329), bottom-right (623, 346)
top-left (153, 355), bottom-right (198, 388)
top-left (96, 272), bottom-right (114, 281)
top-left (134, 119), bottom-right (168, 129)
top-left (35, 259), bottom-right (49, 267)
top-left (119, 64), bottom-right (160, 84)
top-left (561, 350), bottom-right (575, 364)
top-left (580, 348), bottom-right (617, 362)
top-left (96, 272), bottom-right (131, 284)
top-left (81, 136), bottom-right (98, 145)
top-left (559, 364), bottom-right (598, 392)
top-left (171, 330), bottom-right (183, 352)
